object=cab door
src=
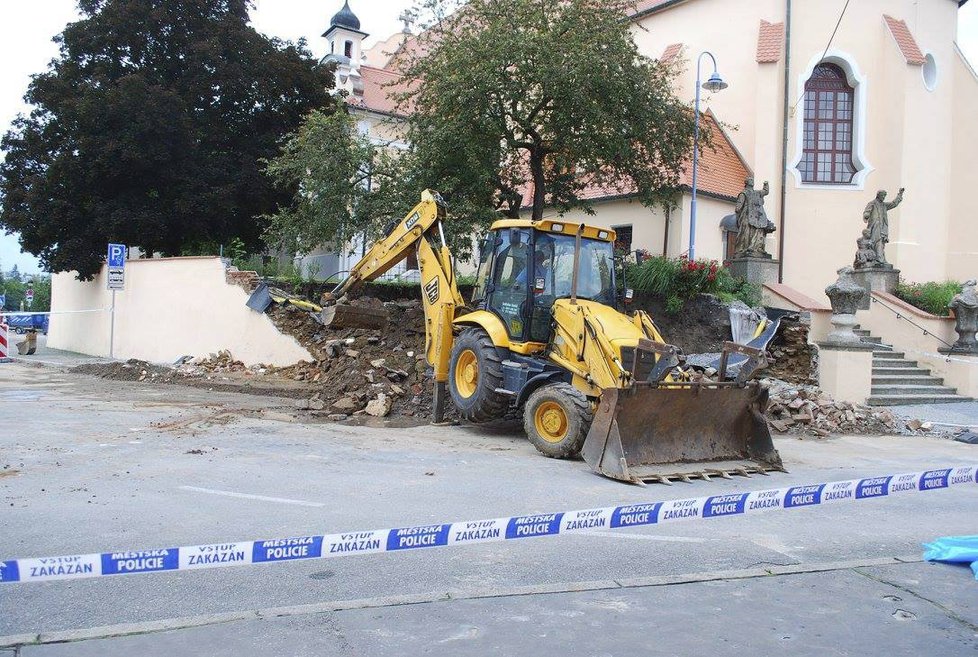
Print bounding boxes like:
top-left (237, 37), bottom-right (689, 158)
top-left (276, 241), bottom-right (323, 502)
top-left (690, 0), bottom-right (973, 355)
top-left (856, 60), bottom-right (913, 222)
top-left (486, 228), bottom-right (532, 341)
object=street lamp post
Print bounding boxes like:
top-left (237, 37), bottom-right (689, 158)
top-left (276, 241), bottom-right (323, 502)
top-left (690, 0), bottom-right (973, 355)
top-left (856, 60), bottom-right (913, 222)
top-left (688, 51), bottom-right (728, 260)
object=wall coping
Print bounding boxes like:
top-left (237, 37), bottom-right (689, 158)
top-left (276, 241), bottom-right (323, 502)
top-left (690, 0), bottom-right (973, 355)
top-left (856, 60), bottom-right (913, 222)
top-left (120, 256), bottom-right (223, 265)
top-left (763, 282), bottom-right (831, 312)
top-left (871, 291), bottom-right (953, 321)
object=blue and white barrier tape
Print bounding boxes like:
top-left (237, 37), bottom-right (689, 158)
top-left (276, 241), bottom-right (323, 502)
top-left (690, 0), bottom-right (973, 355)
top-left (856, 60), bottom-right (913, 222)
top-left (2, 466), bottom-right (975, 584)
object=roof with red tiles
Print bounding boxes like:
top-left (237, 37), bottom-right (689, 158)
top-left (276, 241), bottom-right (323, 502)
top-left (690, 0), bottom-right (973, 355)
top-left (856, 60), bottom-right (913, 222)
top-left (679, 111), bottom-right (751, 200)
top-left (632, 0), bottom-right (687, 17)
top-left (660, 43), bottom-right (684, 64)
top-left (518, 110), bottom-right (750, 208)
top-left (347, 65), bottom-right (414, 116)
top-left (883, 15), bottom-right (926, 65)
top-left (756, 20), bottom-right (784, 64)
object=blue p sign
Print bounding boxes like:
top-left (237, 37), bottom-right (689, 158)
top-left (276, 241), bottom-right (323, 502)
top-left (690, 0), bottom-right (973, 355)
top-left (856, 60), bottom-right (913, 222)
top-left (107, 244), bottom-right (126, 268)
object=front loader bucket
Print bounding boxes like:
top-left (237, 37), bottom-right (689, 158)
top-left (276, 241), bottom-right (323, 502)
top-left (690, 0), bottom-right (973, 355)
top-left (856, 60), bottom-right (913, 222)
top-left (581, 383), bottom-right (783, 484)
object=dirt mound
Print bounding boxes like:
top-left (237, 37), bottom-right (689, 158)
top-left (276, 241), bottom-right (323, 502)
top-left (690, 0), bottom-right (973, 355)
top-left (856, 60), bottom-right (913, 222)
top-left (72, 359), bottom-right (176, 382)
top-left (255, 298), bottom-right (448, 421)
top-left (630, 293), bottom-right (732, 354)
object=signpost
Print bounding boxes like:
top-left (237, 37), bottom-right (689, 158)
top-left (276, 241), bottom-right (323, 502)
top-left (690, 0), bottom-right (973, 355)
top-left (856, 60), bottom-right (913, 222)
top-left (25, 287), bottom-right (34, 310)
top-left (107, 243), bottom-right (126, 358)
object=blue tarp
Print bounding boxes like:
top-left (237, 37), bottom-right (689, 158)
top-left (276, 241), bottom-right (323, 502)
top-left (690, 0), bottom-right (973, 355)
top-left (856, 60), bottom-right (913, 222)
top-left (922, 535), bottom-right (978, 579)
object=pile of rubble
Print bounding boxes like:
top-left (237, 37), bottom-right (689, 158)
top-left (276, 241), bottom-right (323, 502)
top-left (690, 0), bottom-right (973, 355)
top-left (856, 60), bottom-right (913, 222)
top-left (248, 297), bottom-right (442, 421)
top-left (176, 350), bottom-right (253, 376)
top-left (761, 378), bottom-right (923, 436)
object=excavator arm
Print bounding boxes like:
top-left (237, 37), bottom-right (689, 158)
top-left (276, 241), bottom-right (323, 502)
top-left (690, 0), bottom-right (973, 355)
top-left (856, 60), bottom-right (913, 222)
top-left (322, 190), bottom-right (464, 421)
top-left (327, 190), bottom-right (455, 300)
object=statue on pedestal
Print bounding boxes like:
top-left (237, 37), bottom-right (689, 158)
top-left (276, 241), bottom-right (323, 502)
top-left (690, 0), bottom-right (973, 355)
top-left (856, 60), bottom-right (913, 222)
top-left (858, 187), bottom-right (905, 269)
top-left (948, 279), bottom-right (978, 354)
top-left (824, 266), bottom-right (868, 344)
top-left (733, 177), bottom-right (776, 259)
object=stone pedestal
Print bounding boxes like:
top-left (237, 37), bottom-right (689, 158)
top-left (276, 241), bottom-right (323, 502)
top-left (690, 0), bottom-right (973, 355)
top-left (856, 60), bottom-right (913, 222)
top-left (826, 313), bottom-right (861, 345)
top-left (817, 342), bottom-right (875, 404)
top-left (850, 267), bottom-right (900, 310)
top-left (728, 257), bottom-right (780, 287)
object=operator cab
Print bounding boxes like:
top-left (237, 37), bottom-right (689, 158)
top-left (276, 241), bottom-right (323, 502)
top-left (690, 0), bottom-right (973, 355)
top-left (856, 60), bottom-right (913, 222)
top-left (471, 220), bottom-right (617, 344)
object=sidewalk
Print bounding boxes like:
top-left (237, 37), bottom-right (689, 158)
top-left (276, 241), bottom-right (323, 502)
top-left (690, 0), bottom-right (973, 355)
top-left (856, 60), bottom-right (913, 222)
top-left (11, 561), bottom-right (977, 656)
top-left (8, 333), bottom-right (114, 368)
top-left (889, 401), bottom-right (978, 431)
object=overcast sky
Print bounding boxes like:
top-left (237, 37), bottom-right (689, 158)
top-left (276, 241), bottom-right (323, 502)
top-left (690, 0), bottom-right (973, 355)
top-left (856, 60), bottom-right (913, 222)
top-left (1, 1), bottom-right (977, 275)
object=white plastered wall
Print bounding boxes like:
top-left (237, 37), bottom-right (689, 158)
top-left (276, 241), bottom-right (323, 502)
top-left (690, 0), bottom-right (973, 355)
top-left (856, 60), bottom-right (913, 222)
top-left (47, 257), bottom-right (313, 366)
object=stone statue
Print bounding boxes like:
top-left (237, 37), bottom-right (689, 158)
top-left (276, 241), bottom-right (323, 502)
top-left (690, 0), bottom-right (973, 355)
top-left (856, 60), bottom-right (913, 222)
top-left (861, 187), bottom-right (905, 268)
top-left (853, 229), bottom-right (877, 269)
top-left (733, 177), bottom-right (776, 259)
top-left (948, 279), bottom-right (978, 353)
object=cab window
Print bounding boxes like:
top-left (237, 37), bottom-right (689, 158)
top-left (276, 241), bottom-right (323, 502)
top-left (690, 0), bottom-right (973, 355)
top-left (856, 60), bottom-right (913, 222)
top-left (488, 229), bottom-right (531, 339)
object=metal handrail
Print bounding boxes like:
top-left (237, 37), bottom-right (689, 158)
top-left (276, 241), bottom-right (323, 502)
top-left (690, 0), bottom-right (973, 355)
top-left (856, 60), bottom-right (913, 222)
top-left (869, 295), bottom-right (955, 351)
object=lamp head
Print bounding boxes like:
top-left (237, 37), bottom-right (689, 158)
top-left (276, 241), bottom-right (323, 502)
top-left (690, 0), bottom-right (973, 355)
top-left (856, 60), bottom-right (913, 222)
top-left (702, 71), bottom-right (728, 92)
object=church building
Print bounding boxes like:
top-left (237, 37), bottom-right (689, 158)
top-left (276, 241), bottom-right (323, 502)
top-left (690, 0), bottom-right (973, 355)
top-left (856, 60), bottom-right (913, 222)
top-left (319, 0), bottom-right (978, 303)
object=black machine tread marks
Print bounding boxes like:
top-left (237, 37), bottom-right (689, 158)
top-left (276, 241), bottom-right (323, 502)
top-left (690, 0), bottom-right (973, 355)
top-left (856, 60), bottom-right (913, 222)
top-left (448, 328), bottom-right (510, 423)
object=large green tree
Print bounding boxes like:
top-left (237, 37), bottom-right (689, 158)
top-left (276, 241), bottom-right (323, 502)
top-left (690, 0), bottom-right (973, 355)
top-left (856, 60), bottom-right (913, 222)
top-left (399, 0), bottom-right (700, 222)
top-left (0, 0), bottom-right (332, 278)
top-left (263, 105), bottom-right (414, 257)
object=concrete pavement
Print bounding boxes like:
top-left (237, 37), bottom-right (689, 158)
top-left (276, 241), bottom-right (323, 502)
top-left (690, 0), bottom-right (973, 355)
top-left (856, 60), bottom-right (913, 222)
top-left (1, 361), bottom-right (976, 655)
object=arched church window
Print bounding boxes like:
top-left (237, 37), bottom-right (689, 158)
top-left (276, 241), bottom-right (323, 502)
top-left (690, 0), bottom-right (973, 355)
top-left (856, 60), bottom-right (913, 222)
top-left (798, 63), bottom-right (855, 184)
top-left (344, 40), bottom-right (353, 59)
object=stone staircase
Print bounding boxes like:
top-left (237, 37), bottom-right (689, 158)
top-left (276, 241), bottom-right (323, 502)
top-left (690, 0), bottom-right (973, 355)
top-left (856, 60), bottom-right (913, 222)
top-left (855, 327), bottom-right (971, 406)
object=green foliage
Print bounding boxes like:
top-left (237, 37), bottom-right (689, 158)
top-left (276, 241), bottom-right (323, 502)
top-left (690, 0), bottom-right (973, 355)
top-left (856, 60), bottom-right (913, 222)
top-left (895, 279), bottom-right (959, 316)
top-left (1, 273), bottom-right (51, 312)
top-left (627, 255), bottom-right (760, 313)
top-left (263, 107), bottom-right (414, 255)
top-left (398, 0), bottom-right (700, 222)
top-left (0, 0), bottom-right (332, 279)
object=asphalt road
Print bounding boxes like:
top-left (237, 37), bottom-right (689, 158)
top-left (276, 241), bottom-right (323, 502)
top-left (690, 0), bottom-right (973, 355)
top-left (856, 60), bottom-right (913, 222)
top-left (1, 362), bottom-right (976, 655)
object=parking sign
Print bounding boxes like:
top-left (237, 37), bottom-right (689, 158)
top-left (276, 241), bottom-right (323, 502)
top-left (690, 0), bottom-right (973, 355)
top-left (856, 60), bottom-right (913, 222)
top-left (107, 243), bottom-right (126, 290)
top-left (108, 244), bottom-right (126, 268)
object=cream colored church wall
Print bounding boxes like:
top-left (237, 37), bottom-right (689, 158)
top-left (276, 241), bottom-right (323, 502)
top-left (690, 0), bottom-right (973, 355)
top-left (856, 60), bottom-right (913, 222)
top-left (781, 0), bottom-right (962, 299)
top-left (551, 198), bottom-right (669, 256)
top-left (629, 0), bottom-right (782, 175)
top-left (947, 47), bottom-right (978, 282)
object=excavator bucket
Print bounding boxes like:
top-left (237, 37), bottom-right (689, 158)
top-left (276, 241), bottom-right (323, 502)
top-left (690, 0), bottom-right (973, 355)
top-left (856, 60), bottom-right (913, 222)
top-left (581, 383), bottom-right (783, 484)
top-left (321, 303), bottom-right (389, 330)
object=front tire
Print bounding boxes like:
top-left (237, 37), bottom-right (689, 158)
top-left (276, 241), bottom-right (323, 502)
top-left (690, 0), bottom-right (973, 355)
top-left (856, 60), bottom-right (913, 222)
top-left (524, 383), bottom-right (593, 459)
top-left (448, 328), bottom-right (509, 423)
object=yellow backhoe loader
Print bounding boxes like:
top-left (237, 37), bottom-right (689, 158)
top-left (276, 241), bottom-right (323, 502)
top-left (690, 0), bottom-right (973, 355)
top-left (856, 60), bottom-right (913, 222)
top-left (323, 191), bottom-right (782, 484)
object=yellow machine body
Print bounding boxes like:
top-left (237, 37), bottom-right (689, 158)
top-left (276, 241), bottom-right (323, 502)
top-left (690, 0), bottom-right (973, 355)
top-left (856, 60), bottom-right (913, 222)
top-left (325, 191), bottom-right (782, 484)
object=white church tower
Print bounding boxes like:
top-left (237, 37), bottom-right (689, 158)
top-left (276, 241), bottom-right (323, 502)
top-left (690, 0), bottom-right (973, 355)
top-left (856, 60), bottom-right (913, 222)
top-left (322, 1), bottom-right (368, 96)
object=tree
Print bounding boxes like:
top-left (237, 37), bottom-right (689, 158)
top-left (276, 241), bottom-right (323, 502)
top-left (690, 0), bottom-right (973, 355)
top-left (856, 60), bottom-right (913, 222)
top-left (263, 105), bottom-right (413, 256)
top-left (398, 0), bottom-right (701, 222)
top-left (0, 0), bottom-right (333, 279)
top-left (8, 265), bottom-right (21, 282)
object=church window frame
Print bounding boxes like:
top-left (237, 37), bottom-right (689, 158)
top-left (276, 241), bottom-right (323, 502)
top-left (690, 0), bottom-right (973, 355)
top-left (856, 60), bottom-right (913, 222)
top-left (798, 64), bottom-right (855, 184)
top-left (789, 51), bottom-right (873, 190)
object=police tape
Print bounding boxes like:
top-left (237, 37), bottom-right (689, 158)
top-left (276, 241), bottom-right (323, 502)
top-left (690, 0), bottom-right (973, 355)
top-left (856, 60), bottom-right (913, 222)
top-left (1, 308), bottom-right (108, 317)
top-left (2, 465), bottom-right (975, 585)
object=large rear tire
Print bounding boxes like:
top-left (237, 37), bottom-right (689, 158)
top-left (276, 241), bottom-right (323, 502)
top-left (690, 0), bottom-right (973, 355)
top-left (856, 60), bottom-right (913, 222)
top-left (448, 328), bottom-right (509, 423)
top-left (524, 383), bottom-right (593, 459)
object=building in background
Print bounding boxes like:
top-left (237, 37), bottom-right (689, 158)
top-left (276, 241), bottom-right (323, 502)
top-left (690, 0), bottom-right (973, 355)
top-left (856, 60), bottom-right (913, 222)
top-left (315, 0), bottom-right (978, 302)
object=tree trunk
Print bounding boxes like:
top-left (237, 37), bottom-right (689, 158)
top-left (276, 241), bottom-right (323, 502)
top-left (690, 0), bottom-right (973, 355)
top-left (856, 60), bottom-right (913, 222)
top-left (530, 149), bottom-right (546, 221)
